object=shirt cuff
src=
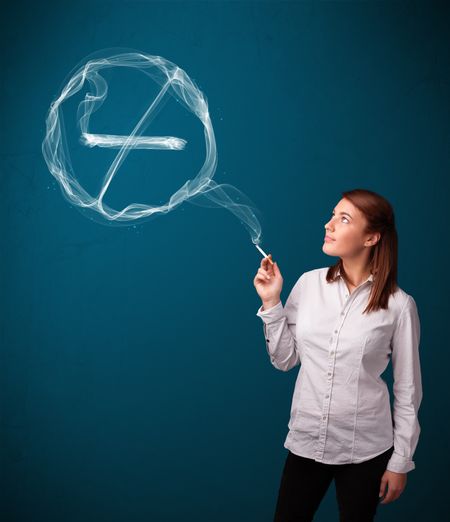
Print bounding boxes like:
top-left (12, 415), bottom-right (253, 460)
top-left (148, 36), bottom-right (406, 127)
top-left (386, 451), bottom-right (416, 473)
top-left (256, 301), bottom-right (284, 323)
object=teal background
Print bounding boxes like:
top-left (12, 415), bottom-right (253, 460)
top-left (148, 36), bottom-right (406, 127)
top-left (1, 1), bottom-right (448, 520)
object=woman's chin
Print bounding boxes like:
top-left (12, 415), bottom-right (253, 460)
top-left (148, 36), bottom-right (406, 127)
top-left (322, 243), bottom-right (337, 255)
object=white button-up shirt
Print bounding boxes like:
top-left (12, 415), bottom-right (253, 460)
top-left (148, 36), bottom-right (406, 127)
top-left (256, 266), bottom-right (422, 473)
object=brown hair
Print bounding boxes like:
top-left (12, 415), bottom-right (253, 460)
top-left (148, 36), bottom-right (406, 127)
top-left (326, 188), bottom-right (398, 314)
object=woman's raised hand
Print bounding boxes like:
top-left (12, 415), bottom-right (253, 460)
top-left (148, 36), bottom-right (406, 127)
top-left (253, 254), bottom-right (283, 309)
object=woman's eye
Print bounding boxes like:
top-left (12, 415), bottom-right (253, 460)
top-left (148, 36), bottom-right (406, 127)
top-left (331, 213), bottom-right (349, 223)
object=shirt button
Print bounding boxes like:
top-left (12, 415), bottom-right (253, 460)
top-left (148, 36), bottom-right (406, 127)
top-left (334, 329), bottom-right (338, 334)
top-left (322, 415), bottom-right (327, 420)
top-left (345, 294), bottom-right (349, 298)
top-left (341, 311), bottom-right (345, 316)
top-left (325, 394), bottom-right (329, 398)
top-left (330, 351), bottom-right (334, 355)
top-left (328, 372), bottom-right (332, 376)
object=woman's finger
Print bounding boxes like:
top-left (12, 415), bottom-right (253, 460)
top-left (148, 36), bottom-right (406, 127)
top-left (261, 255), bottom-right (272, 269)
top-left (255, 273), bottom-right (271, 284)
top-left (258, 268), bottom-right (272, 280)
top-left (261, 260), bottom-right (274, 275)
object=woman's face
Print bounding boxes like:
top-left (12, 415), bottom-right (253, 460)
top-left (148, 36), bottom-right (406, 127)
top-left (322, 198), bottom-right (376, 258)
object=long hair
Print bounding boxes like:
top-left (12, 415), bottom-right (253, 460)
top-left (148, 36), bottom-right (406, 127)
top-left (326, 189), bottom-right (398, 314)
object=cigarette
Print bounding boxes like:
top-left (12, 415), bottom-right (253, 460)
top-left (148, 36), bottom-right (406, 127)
top-left (255, 244), bottom-right (274, 265)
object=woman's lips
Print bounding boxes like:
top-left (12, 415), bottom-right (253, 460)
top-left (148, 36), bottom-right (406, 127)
top-left (324, 236), bottom-right (335, 242)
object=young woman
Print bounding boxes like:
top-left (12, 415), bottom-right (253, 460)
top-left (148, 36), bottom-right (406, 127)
top-left (253, 189), bottom-right (422, 522)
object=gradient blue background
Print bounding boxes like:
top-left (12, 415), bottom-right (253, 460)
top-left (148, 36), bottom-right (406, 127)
top-left (1, 1), bottom-right (448, 520)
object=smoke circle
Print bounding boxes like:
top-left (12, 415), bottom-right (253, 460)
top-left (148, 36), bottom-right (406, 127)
top-left (42, 47), bottom-right (262, 244)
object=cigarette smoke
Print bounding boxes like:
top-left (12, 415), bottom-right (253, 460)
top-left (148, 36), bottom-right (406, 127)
top-left (42, 48), bottom-right (263, 245)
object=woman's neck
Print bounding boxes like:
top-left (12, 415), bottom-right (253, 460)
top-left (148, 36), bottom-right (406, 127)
top-left (340, 260), bottom-right (372, 288)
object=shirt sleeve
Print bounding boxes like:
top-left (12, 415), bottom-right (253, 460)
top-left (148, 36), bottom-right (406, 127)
top-left (255, 274), bottom-right (304, 372)
top-left (386, 295), bottom-right (423, 474)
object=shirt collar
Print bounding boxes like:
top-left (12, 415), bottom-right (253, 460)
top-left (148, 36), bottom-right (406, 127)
top-left (336, 267), bottom-right (374, 283)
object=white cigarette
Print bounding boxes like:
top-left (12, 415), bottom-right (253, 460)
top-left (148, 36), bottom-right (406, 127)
top-left (255, 244), bottom-right (274, 265)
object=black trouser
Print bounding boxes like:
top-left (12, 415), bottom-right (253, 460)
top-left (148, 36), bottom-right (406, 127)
top-left (273, 446), bottom-right (395, 522)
